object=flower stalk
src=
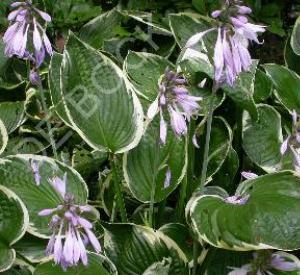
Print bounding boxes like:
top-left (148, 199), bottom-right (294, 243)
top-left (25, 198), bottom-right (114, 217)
top-left (110, 154), bottom-right (128, 223)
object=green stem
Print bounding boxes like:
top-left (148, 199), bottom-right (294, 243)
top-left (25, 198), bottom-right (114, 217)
top-left (193, 83), bottom-right (218, 275)
top-left (38, 83), bottom-right (58, 159)
top-left (176, 119), bottom-right (195, 221)
top-left (192, 241), bottom-right (199, 275)
top-left (199, 84), bottom-right (218, 191)
top-left (110, 154), bottom-right (128, 222)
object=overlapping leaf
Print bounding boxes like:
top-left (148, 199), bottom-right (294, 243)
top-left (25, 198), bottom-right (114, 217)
top-left (189, 171), bottom-right (300, 251)
top-left (0, 154), bottom-right (88, 238)
top-left (0, 186), bottom-right (29, 272)
top-left (57, 32), bottom-right (144, 153)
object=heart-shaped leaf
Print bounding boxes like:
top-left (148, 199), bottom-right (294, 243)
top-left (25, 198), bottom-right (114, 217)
top-left (79, 9), bottom-right (122, 49)
top-left (0, 154), bottom-right (88, 238)
top-left (169, 13), bottom-right (215, 51)
top-left (0, 185), bottom-right (29, 272)
top-left (189, 171), bottom-right (300, 251)
top-left (124, 51), bottom-right (173, 101)
top-left (243, 104), bottom-right (283, 173)
top-left (59, 32), bottom-right (144, 153)
top-left (123, 118), bottom-right (186, 203)
top-left (0, 102), bottom-right (25, 134)
top-left (103, 223), bottom-right (188, 275)
top-left (264, 64), bottom-right (300, 112)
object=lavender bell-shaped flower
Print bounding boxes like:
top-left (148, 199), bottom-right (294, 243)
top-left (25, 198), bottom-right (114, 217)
top-left (38, 173), bottom-right (101, 270)
top-left (229, 252), bottom-right (299, 274)
top-left (186, 0), bottom-right (265, 87)
top-left (3, 0), bottom-right (53, 67)
top-left (147, 68), bottom-right (202, 145)
top-left (280, 110), bottom-right (300, 172)
top-left (147, 68), bottom-right (201, 189)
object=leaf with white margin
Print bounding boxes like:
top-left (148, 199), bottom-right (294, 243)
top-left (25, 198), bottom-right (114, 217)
top-left (291, 15), bottom-right (300, 56)
top-left (0, 185), bottom-right (29, 272)
top-left (60, 32), bottom-right (144, 153)
top-left (243, 104), bottom-right (283, 173)
top-left (124, 51), bottom-right (174, 101)
top-left (13, 233), bottom-right (49, 263)
top-left (33, 252), bottom-right (117, 275)
top-left (103, 223), bottom-right (188, 275)
top-left (142, 258), bottom-right (171, 275)
top-left (49, 52), bottom-right (73, 127)
top-left (0, 154), bottom-right (88, 238)
top-left (0, 102), bottom-right (25, 134)
top-left (264, 64), bottom-right (300, 113)
top-left (206, 117), bottom-right (233, 180)
top-left (189, 171), bottom-right (300, 251)
top-left (169, 13), bottom-right (215, 52)
top-left (0, 118), bottom-right (8, 155)
top-left (123, 117), bottom-right (187, 203)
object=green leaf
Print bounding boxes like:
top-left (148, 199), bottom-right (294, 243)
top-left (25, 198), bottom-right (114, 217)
top-left (49, 52), bottom-right (72, 127)
top-left (189, 171), bottom-right (300, 250)
top-left (222, 61), bottom-right (259, 120)
top-left (59, 32), bottom-right (144, 153)
top-left (124, 51), bottom-right (174, 101)
top-left (242, 104), bottom-right (282, 173)
top-left (2, 136), bottom-right (48, 157)
top-left (0, 185), bottom-right (29, 272)
top-left (264, 64), bottom-right (300, 112)
top-left (103, 223), bottom-right (188, 275)
top-left (125, 11), bottom-right (172, 36)
top-left (0, 41), bottom-right (25, 90)
top-left (206, 117), bottom-right (233, 179)
top-left (254, 69), bottom-right (272, 102)
top-left (0, 154), bottom-right (88, 238)
top-left (13, 233), bottom-right (49, 263)
top-left (79, 9), bottom-right (122, 49)
top-left (0, 118), bottom-right (8, 156)
top-left (33, 252), bottom-right (116, 275)
top-left (285, 37), bottom-right (300, 75)
top-left (0, 102), bottom-right (25, 134)
top-left (200, 248), bottom-right (252, 274)
top-left (123, 118), bottom-right (186, 203)
top-left (212, 148), bottom-right (239, 193)
top-left (159, 223), bottom-right (193, 261)
top-left (291, 15), bottom-right (300, 56)
top-left (168, 13), bottom-right (215, 51)
top-left (142, 258), bottom-right (171, 275)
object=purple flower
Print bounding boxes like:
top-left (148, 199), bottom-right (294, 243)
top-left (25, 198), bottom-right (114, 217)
top-left (147, 68), bottom-right (202, 144)
top-left (228, 264), bottom-right (251, 275)
top-left (3, 1), bottom-right (52, 67)
top-left (30, 159), bottom-right (41, 185)
top-left (224, 195), bottom-right (249, 205)
top-left (229, 252), bottom-right (299, 274)
top-left (241, 171), bottom-right (258, 180)
top-left (186, 1), bottom-right (265, 86)
top-left (39, 174), bottom-right (101, 270)
top-left (280, 110), bottom-right (300, 172)
top-left (29, 69), bottom-right (42, 86)
top-left (270, 253), bottom-right (299, 271)
top-left (163, 168), bottom-right (172, 189)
